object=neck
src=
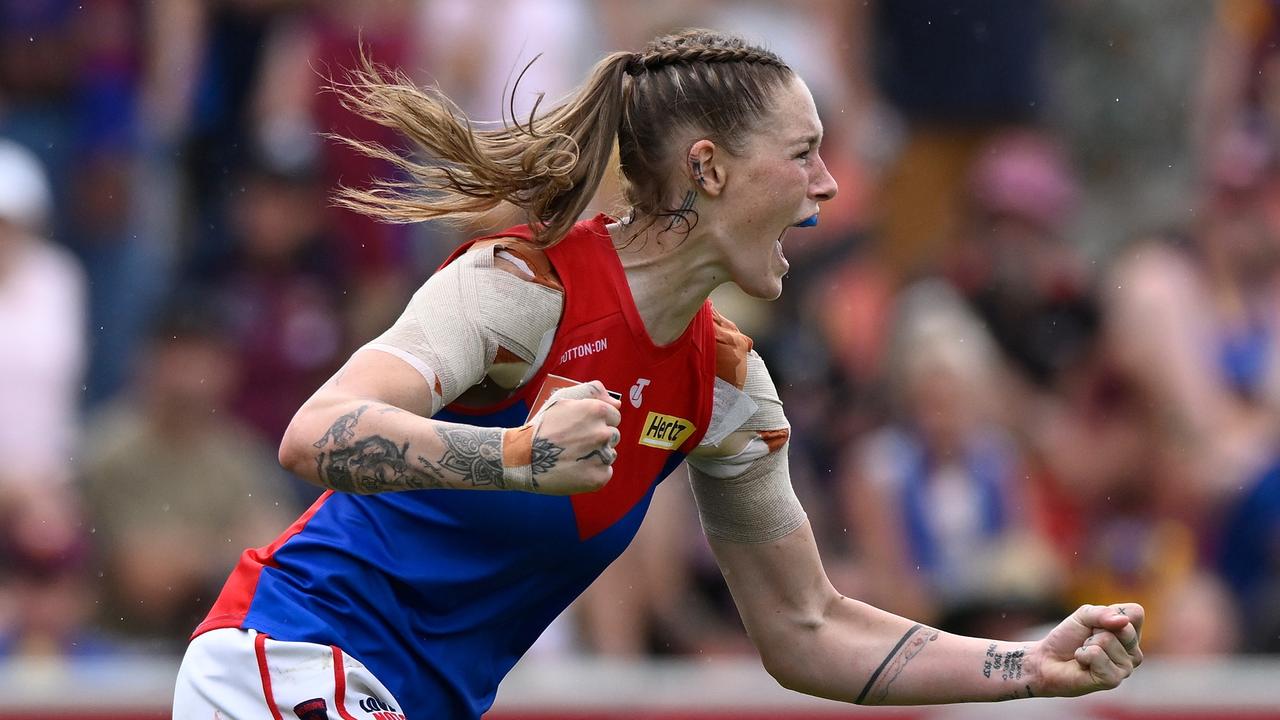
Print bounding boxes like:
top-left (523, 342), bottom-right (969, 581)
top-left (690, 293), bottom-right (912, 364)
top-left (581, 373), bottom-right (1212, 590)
top-left (608, 215), bottom-right (728, 346)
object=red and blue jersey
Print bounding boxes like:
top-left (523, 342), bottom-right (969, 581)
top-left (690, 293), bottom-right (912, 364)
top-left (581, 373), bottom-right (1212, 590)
top-left (195, 215), bottom-right (717, 718)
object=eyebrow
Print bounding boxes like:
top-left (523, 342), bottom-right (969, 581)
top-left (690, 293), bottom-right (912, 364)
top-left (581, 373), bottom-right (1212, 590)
top-left (794, 132), bottom-right (822, 148)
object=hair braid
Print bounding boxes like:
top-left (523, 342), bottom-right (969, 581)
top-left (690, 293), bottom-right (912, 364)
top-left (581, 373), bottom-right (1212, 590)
top-left (627, 46), bottom-right (789, 76)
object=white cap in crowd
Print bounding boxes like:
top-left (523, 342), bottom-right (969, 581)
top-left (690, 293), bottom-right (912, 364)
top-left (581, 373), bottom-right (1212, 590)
top-left (0, 138), bottom-right (53, 232)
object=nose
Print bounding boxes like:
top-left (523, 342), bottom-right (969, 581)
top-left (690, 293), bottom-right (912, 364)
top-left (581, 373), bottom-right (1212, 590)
top-left (810, 154), bottom-right (838, 202)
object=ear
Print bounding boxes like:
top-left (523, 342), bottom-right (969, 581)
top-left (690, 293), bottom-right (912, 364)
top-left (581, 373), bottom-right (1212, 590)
top-left (687, 139), bottom-right (726, 197)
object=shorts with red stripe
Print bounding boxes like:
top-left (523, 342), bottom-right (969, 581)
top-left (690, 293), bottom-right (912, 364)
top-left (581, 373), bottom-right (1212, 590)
top-left (174, 628), bottom-right (406, 720)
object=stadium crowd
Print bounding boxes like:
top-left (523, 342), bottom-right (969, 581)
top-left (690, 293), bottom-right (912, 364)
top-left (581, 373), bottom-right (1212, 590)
top-left (0, 0), bottom-right (1277, 664)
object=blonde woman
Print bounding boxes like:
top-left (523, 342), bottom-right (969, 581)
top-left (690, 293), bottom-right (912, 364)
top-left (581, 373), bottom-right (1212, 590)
top-left (174, 30), bottom-right (1142, 719)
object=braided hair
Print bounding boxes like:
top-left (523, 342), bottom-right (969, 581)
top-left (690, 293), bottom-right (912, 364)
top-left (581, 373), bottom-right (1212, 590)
top-left (618, 30), bottom-right (791, 234)
top-left (625, 33), bottom-right (788, 76)
top-left (330, 29), bottom-right (793, 246)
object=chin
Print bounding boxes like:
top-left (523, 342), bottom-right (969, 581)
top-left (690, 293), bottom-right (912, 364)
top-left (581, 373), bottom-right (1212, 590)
top-left (735, 276), bottom-right (785, 300)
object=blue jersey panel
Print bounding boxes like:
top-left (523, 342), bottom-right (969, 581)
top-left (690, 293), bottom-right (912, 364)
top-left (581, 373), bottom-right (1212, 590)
top-left (241, 401), bottom-right (672, 718)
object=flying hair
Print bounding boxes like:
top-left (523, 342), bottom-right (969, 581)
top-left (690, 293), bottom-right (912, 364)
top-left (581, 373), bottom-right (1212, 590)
top-left (329, 29), bottom-right (792, 247)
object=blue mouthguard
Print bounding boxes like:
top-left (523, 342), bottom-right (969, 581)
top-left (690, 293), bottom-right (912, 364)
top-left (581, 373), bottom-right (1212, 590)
top-left (793, 214), bottom-right (819, 227)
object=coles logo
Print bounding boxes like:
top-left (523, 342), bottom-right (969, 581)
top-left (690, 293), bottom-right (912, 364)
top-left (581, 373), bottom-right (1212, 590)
top-left (360, 696), bottom-right (407, 720)
top-left (638, 412), bottom-right (696, 450)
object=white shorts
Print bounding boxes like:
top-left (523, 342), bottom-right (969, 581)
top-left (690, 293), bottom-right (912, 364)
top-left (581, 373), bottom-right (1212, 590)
top-left (173, 628), bottom-right (406, 720)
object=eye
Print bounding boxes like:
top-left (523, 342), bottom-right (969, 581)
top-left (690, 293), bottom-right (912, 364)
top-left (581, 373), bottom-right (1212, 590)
top-left (795, 150), bottom-right (810, 162)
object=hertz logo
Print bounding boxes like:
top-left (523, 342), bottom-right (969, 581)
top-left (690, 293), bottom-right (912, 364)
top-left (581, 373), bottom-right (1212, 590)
top-left (639, 412), bottom-right (695, 450)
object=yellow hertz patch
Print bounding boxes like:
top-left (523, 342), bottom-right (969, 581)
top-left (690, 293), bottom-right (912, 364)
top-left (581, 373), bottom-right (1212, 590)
top-left (639, 412), bottom-right (696, 450)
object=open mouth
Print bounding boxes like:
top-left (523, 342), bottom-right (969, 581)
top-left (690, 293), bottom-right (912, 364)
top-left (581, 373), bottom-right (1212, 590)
top-left (776, 214), bottom-right (816, 266)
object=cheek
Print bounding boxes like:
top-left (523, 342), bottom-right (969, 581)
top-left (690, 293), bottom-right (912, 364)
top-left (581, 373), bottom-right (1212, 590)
top-left (745, 164), bottom-right (806, 212)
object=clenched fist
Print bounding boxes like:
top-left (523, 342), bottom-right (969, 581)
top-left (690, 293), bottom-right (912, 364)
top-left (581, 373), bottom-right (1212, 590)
top-left (1027, 603), bottom-right (1145, 697)
top-left (512, 380), bottom-right (623, 495)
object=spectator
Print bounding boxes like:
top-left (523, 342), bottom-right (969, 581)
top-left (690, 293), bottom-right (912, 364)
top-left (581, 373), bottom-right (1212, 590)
top-left (213, 155), bottom-right (347, 450)
top-left (841, 281), bottom-right (1063, 635)
top-left (0, 138), bottom-right (86, 493)
top-left (1220, 458), bottom-right (1280, 653)
top-left (255, 1), bottom-right (427, 340)
top-left (79, 300), bottom-right (298, 651)
top-left (1104, 137), bottom-right (1279, 516)
top-left (944, 129), bottom-right (1093, 392)
top-left (858, 0), bottom-right (1049, 277)
top-left (0, 483), bottom-right (113, 660)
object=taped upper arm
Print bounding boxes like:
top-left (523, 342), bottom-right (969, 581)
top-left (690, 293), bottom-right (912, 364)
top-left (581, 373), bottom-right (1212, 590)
top-left (690, 310), bottom-right (791, 478)
top-left (359, 239), bottom-right (563, 416)
top-left (686, 309), bottom-right (803, 543)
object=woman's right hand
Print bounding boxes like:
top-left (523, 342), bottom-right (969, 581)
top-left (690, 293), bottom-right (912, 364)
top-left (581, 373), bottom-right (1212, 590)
top-left (521, 380), bottom-right (623, 495)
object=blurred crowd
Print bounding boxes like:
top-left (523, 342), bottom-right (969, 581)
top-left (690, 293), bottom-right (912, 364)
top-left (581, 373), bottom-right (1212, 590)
top-left (1, 0), bottom-right (1279, 665)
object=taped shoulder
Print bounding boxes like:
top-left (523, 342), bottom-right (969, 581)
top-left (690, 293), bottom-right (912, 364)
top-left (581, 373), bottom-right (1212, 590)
top-left (473, 236), bottom-right (564, 292)
top-left (692, 347), bottom-right (790, 476)
top-left (711, 306), bottom-right (753, 389)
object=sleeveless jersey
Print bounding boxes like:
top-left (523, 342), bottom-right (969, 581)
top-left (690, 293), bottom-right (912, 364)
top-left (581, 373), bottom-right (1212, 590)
top-left (194, 215), bottom-right (718, 718)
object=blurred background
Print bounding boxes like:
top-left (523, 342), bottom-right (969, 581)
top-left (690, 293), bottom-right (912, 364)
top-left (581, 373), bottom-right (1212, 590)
top-left (2, 0), bottom-right (1280, 717)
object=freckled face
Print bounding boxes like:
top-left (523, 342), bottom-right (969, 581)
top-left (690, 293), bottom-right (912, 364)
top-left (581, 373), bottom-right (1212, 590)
top-left (713, 76), bottom-right (838, 299)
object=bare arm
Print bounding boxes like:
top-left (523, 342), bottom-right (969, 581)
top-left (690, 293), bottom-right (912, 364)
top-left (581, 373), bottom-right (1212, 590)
top-left (280, 349), bottom-right (621, 495)
top-left (281, 348), bottom-right (510, 493)
top-left (278, 243), bottom-right (621, 496)
top-left (709, 514), bottom-right (1143, 705)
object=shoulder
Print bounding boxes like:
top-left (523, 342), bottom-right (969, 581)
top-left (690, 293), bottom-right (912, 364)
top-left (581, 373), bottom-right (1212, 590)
top-left (468, 236), bottom-right (564, 292)
top-left (709, 305), bottom-right (754, 389)
top-left (691, 308), bottom-right (789, 470)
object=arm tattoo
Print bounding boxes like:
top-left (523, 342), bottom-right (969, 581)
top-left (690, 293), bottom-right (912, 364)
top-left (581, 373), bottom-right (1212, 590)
top-left (419, 425), bottom-right (505, 488)
top-left (983, 644), bottom-right (1028, 681)
top-left (313, 405), bottom-right (520, 493)
top-left (315, 434), bottom-right (447, 494)
top-left (856, 624), bottom-right (939, 705)
top-left (313, 405), bottom-right (368, 449)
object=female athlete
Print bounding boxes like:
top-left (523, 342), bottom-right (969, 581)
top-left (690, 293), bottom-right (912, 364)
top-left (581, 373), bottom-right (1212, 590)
top-left (173, 29), bottom-right (1143, 719)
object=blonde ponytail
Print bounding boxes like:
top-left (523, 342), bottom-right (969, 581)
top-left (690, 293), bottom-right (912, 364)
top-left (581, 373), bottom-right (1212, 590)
top-left (328, 50), bottom-right (633, 246)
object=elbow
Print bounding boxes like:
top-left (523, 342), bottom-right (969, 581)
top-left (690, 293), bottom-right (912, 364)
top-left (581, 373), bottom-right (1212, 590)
top-left (277, 434), bottom-right (304, 477)
top-left (755, 593), bottom-right (842, 696)
top-left (760, 640), bottom-right (816, 695)
top-left (760, 649), bottom-right (795, 690)
top-left (754, 620), bottom-right (823, 695)
top-left (278, 412), bottom-right (320, 482)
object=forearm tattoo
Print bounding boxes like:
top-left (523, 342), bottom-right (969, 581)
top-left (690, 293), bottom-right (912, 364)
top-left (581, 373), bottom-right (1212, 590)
top-left (982, 644), bottom-right (1028, 681)
top-left (312, 405), bottom-right (554, 493)
top-left (855, 624), bottom-right (940, 705)
top-left (426, 424), bottom-right (505, 487)
top-left (313, 405), bottom-right (367, 449)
